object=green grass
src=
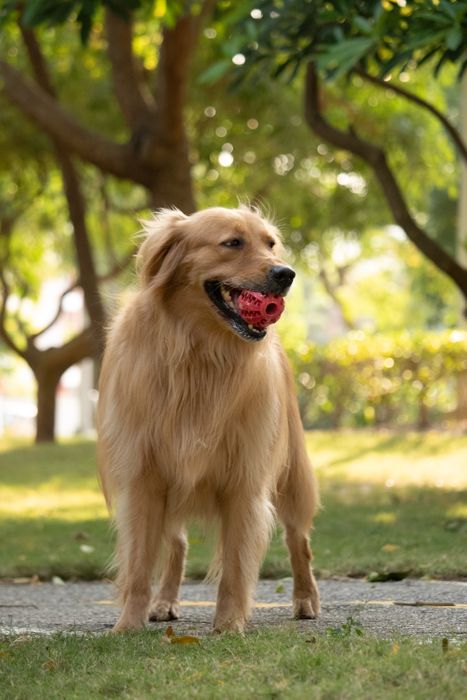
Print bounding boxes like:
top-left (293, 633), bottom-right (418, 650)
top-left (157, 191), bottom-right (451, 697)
top-left (1, 627), bottom-right (466, 699)
top-left (0, 432), bottom-right (466, 581)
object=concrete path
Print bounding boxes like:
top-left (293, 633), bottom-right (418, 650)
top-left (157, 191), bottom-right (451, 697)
top-left (1, 578), bottom-right (466, 638)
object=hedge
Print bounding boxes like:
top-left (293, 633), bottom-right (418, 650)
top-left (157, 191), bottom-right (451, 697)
top-left (289, 330), bottom-right (467, 429)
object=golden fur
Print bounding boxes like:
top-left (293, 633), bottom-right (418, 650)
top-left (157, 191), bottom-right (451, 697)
top-left (97, 206), bottom-right (320, 632)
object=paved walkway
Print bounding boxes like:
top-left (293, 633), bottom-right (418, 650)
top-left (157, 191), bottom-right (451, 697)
top-left (1, 578), bottom-right (466, 638)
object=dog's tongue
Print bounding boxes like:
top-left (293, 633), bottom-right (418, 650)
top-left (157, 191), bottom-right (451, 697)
top-left (236, 290), bottom-right (285, 330)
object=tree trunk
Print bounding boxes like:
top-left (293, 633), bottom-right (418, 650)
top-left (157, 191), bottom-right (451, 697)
top-left (29, 330), bottom-right (94, 443)
top-left (35, 367), bottom-right (61, 443)
top-left (148, 150), bottom-right (196, 213)
top-left (457, 71), bottom-right (467, 421)
top-left (21, 27), bottom-right (107, 357)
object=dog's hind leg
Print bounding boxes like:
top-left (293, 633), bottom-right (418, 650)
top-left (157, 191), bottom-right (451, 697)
top-left (113, 479), bottom-right (166, 632)
top-left (149, 531), bottom-right (187, 622)
top-left (275, 408), bottom-right (320, 619)
top-left (284, 521), bottom-right (320, 619)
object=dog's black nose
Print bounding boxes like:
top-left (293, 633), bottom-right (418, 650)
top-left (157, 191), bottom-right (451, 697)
top-left (268, 266), bottom-right (296, 291)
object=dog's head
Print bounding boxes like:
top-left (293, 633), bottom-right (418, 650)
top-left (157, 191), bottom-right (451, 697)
top-left (137, 206), bottom-right (295, 342)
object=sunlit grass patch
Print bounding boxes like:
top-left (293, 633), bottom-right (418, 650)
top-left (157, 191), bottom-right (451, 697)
top-left (307, 431), bottom-right (467, 488)
top-left (1, 432), bottom-right (466, 581)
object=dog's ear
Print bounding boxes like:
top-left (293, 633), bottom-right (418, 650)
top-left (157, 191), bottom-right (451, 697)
top-left (137, 209), bottom-right (188, 289)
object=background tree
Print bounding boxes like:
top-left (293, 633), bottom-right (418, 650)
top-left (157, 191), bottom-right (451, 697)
top-left (229, 0), bottom-right (467, 309)
top-left (0, 1), bottom-right (216, 212)
top-left (0, 1), bottom-right (216, 440)
top-left (0, 144), bottom-right (136, 441)
top-left (1, 0), bottom-right (465, 440)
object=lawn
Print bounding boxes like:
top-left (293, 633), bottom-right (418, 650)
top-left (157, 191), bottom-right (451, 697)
top-left (1, 627), bottom-right (466, 700)
top-left (0, 431), bottom-right (466, 581)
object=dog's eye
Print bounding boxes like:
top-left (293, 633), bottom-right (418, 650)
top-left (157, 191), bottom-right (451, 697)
top-left (221, 238), bottom-right (244, 249)
top-left (267, 240), bottom-right (276, 249)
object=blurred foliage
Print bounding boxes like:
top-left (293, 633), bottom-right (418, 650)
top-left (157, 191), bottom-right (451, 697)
top-left (233, 0), bottom-right (467, 82)
top-left (4, 8), bottom-right (457, 314)
top-left (0, 0), bottom-right (464, 400)
top-left (290, 329), bottom-right (467, 429)
top-left (0, 0), bottom-right (188, 40)
top-left (197, 2), bottom-right (460, 264)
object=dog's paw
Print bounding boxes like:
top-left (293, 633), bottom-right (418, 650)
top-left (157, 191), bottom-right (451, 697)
top-left (149, 600), bottom-right (180, 622)
top-left (112, 616), bottom-right (146, 633)
top-left (293, 597), bottom-right (319, 620)
top-left (213, 617), bottom-right (246, 634)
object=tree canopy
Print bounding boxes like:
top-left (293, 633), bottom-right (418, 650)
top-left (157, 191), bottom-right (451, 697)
top-left (234, 0), bottom-right (467, 82)
top-left (0, 0), bottom-right (466, 439)
top-left (214, 0), bottom-right (467, 304)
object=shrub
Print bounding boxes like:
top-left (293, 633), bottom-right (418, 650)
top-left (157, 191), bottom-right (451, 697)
top-left (289, 330), bottom-right (467, 429)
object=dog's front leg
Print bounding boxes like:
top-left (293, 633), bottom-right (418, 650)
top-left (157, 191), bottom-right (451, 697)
top-left (113, 480), bottom-right (165, 633)
top-left (149, 531), bottom-right (187, 622)
top-left (213, 494), bottom-right (272, 633)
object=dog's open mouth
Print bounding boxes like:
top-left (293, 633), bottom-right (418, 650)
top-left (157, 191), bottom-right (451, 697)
top-left (204, 281), bottom-right (285, 342)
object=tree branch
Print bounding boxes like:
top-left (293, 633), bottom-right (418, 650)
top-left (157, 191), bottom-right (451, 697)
top-left (30, 281), bottom-right (79, 341)
top-left (21, 26), bottom-right (106, 356)
top-left (105, 9), bottom-right (155, 130)
top-left (317, 254), bottom-right (355, 331)
top-left (44, 326), bottom-right (95, 373)
top-left (156, 18), bottom-right (195, 142)
top-left (156, 0), bottom-right (216, 143)
top-left (28, 246), bottom-right (134, 343)
top-left (354, 68), bottom-right (467, 162)
top-left (305, 63), bottom-right (467, 301)
top-left (0, 270), bottom-right (27, 360)
top-left (0, 59), bottom-right (154, 186)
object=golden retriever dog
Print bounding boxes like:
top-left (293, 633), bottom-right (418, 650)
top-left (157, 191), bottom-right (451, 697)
top-left (97, 206), bottom-right (320, 633)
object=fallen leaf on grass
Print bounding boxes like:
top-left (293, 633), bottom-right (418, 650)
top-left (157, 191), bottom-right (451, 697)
top-left (163, 625), bottom-right (200, 645)
top-left (42, 659), bottom-right (59, 671)
top-left (170, 635), bottom-right (201, 645)
top-left (392, 642), bottom-right (400, 655)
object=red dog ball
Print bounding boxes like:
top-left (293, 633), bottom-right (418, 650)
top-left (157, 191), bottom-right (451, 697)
top-left (237, 290), bottom-right (285, 329)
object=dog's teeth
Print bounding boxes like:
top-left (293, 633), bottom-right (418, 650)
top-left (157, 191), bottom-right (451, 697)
top-left (221, 288), bottom-right (232, 303)
top-left (248, 324), bottom-right (254, 331)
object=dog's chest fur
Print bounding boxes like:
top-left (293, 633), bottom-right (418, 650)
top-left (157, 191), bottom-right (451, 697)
top-left (150, 344), bottom-right (286, 490)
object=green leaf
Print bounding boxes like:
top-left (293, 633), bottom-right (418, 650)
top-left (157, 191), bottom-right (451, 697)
top-left (317, 37), bottom-right (375, 80)
top-left (22, 0), bottom-right (76, 27)
top-left (446, 25), bottom-right (463, 51)
top-left (197, 59), bottom-right (231, 85)
top-left (77, 0), bottom-right (99, 43)
top-left (352, 15), bottom-right (373, 36)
